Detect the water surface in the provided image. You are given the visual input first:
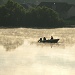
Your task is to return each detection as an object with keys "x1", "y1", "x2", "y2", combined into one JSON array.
[{"x1": 0, "y1": 28, "x2": 75, "y2": 75}]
